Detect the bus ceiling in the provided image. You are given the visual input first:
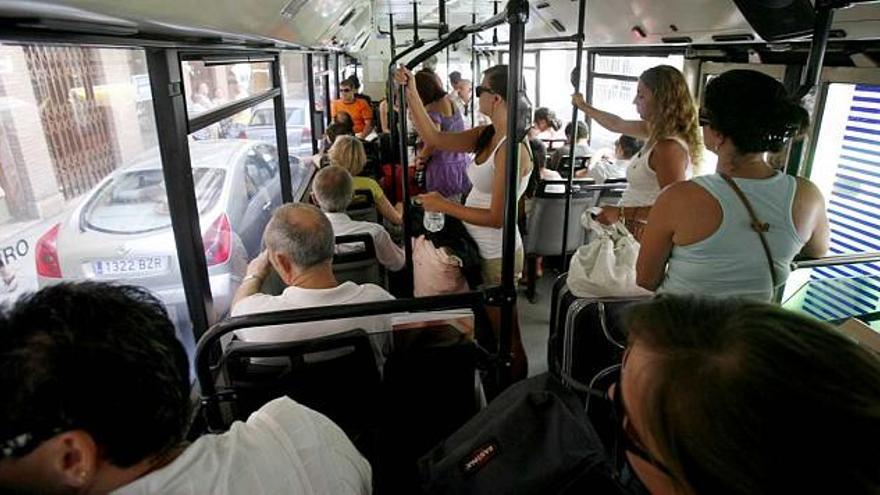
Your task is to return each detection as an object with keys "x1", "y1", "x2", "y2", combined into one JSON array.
[{"x1": 1, "y1": 0, "x2": 879, "y2": 53}]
